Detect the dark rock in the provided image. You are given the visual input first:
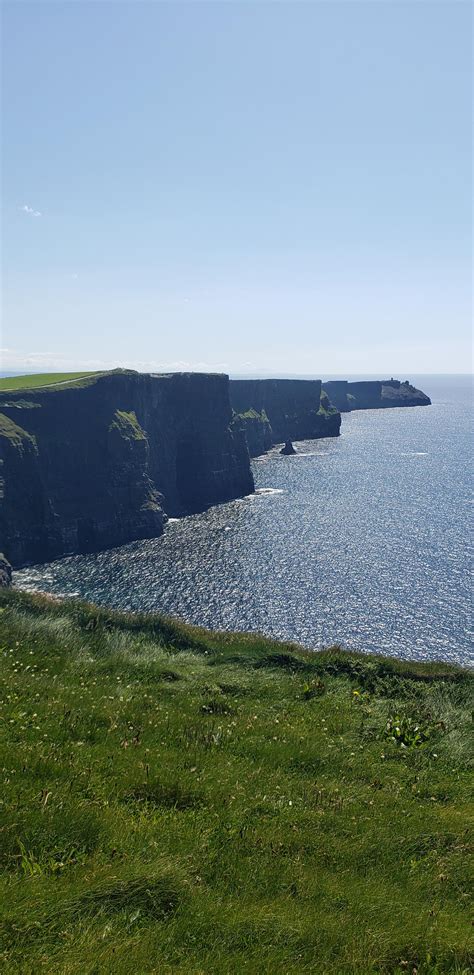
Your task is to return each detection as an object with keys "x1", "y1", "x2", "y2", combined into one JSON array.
[
  {"x1": 0, "y1": 553, "x2": 12, "y2": 587},
  {"x1": 233, "y1": 409, "x2": 274, "y2": 458},
  {"x1": 380, "y1": 380, "x2": 431, "y2": 408},
  {"x1": 280, "y1": 440, "x2": 297, "y2": 455},
  {"x1": 0, "y1": 371, "x2": 254, "y2": 568},
  {"x1": 320, "y1": 381, "x2": 352, "y2": 412}
]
